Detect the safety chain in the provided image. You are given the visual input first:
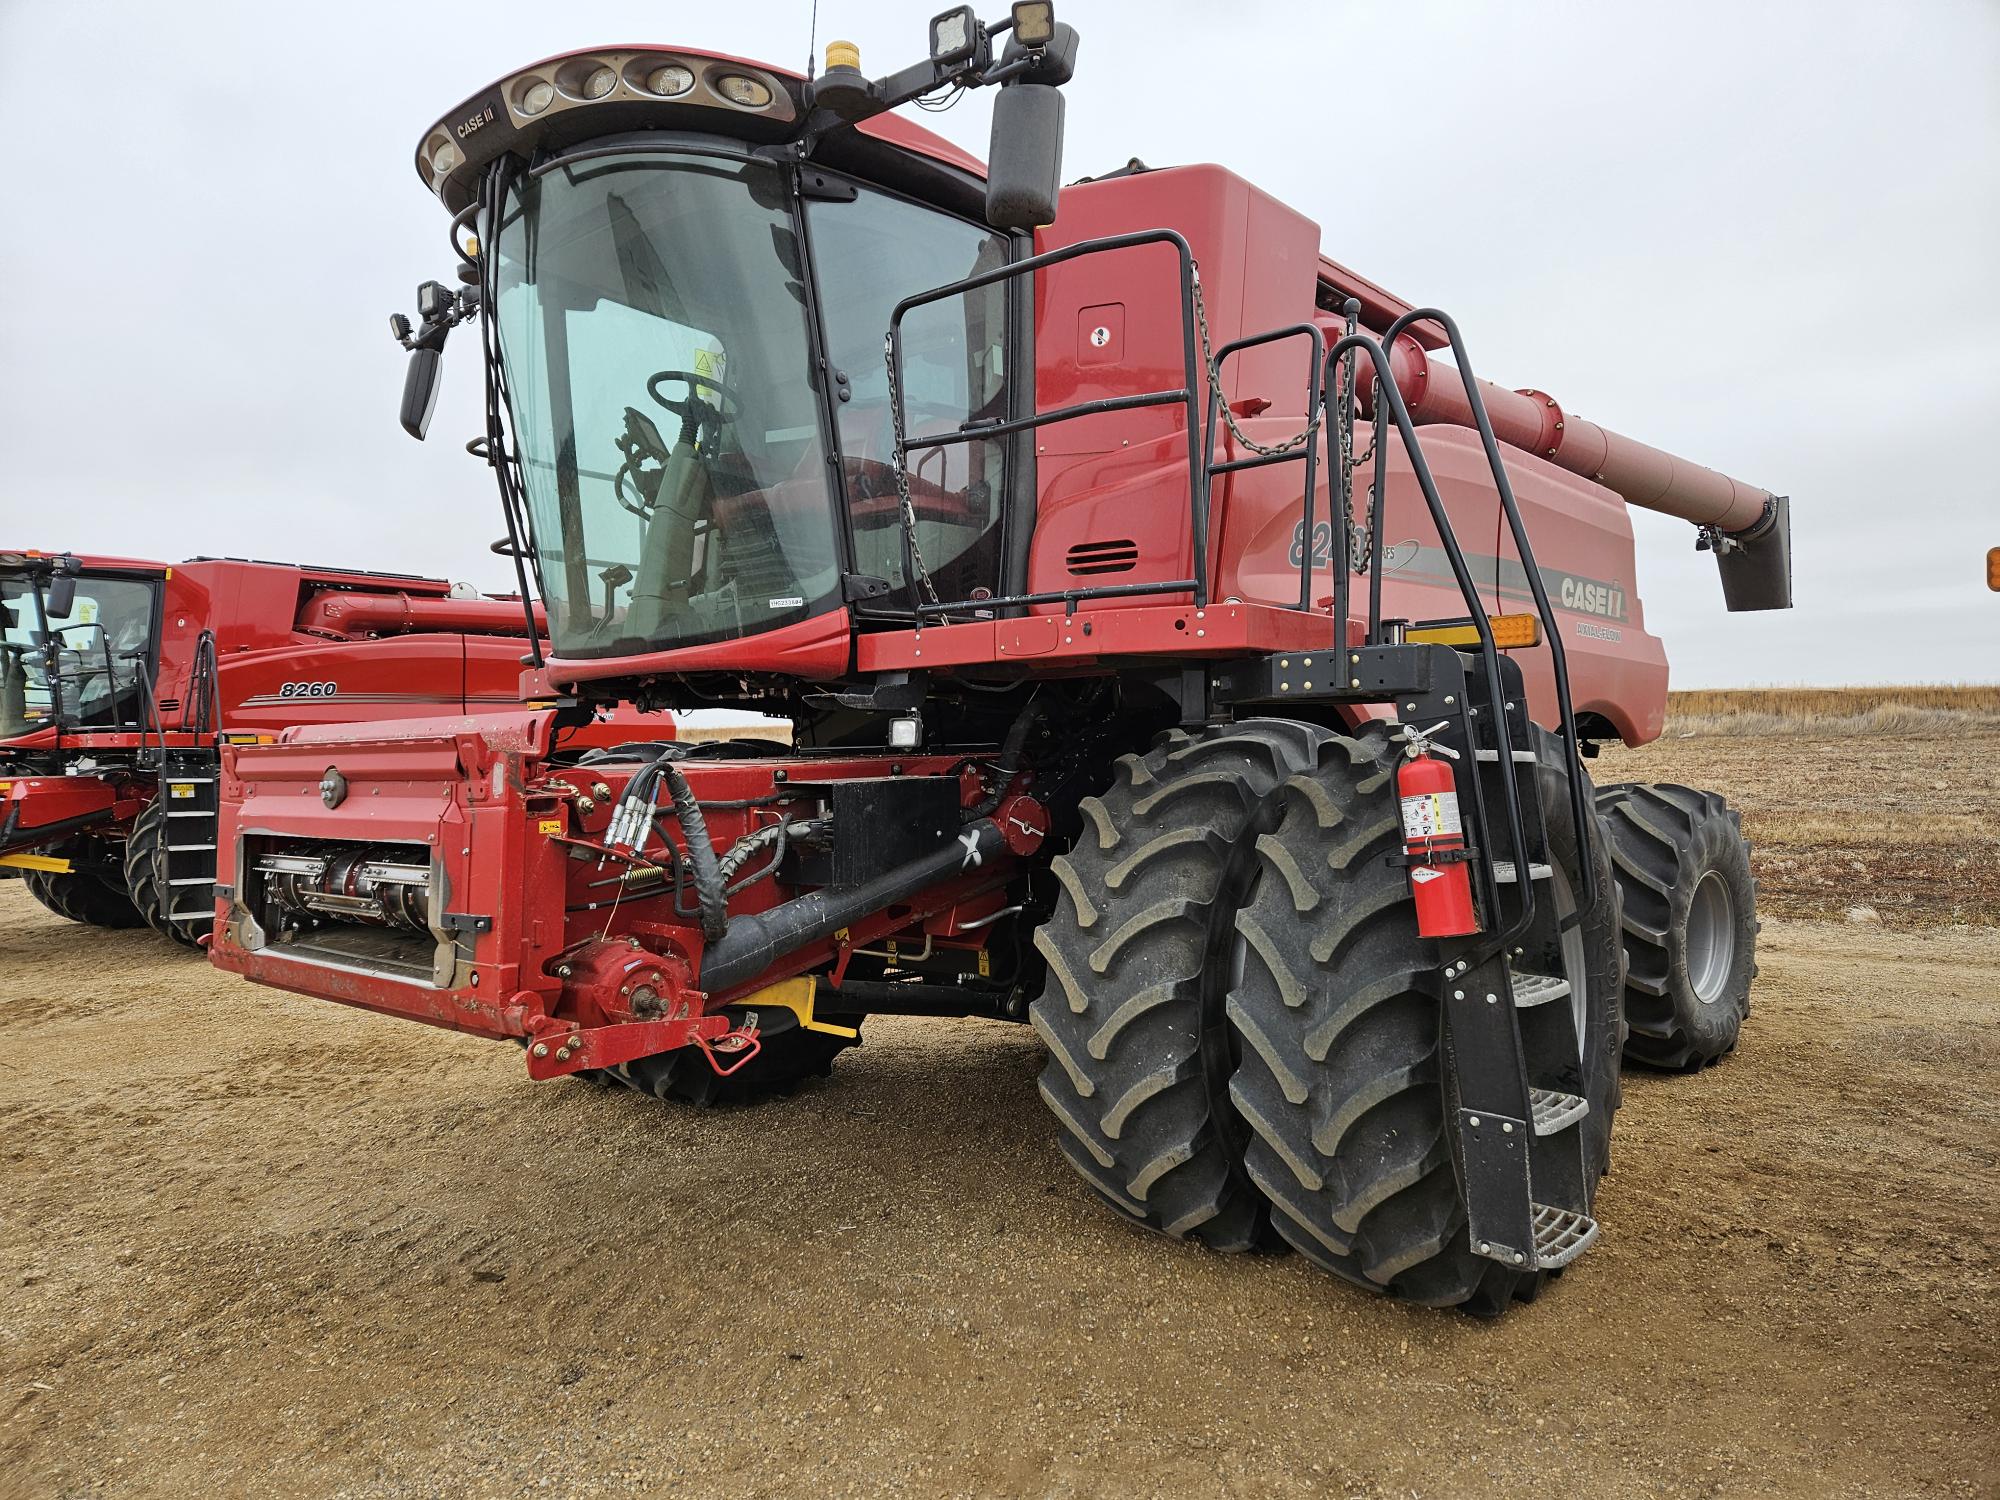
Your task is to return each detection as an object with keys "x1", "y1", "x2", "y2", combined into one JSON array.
[
  {"x1": 1330, "y1": 341, "x2": 1377, "y2": 574},
  {"x1": 884, "y1": 330, "x2": 943, "y2": 609},
  {"x1": 1190, "y1": 265, "x2": 1323, "y2": 459}
]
